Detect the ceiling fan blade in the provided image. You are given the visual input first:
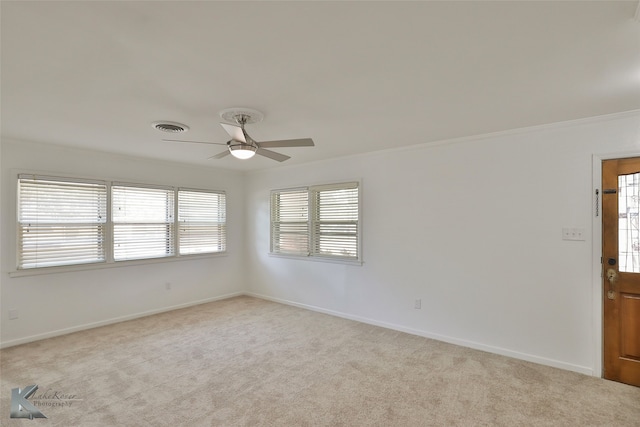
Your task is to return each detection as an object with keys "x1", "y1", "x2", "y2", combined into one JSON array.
[
  {"x1": 163, "y1": 139, "x2": 226, "y2": 146},
  {"x1": 256, "y1": 147, "x2": 290, "y2": 162},
  {"x1": 257, "y1": 138, "x2": 315, "y2": 148},
  {"x1": 209, "y1": 150, "x2": 231, "y2": 160},
  {"x1": 220, "y1": 123, "x2": 246, "y2": 143}
]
